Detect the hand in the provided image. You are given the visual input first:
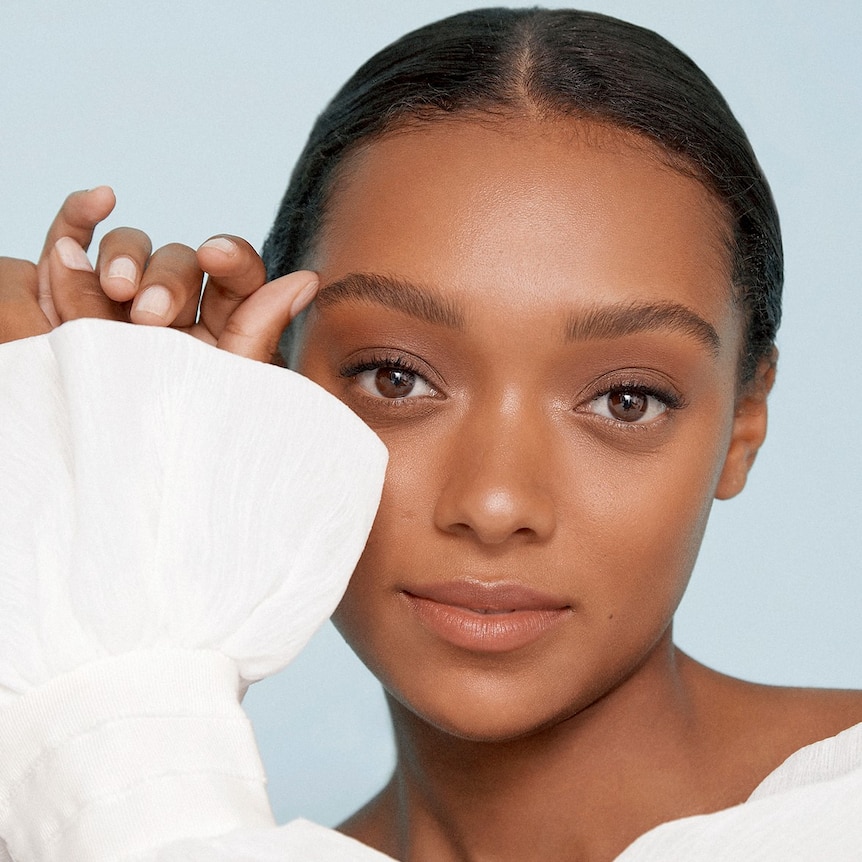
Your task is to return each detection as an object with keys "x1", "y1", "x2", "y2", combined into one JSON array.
[
  {"x1": 0, "y1": 256, "x2": 49, "y2": 342},
  {"x1": 1, "y1": 188, "x2": 319, "y2": 362}
]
